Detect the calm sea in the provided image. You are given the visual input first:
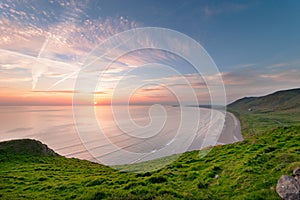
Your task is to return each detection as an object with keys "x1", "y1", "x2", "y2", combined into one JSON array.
[{"x1": 0, "y1": 105, "x2": 240, "y2": 165}]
